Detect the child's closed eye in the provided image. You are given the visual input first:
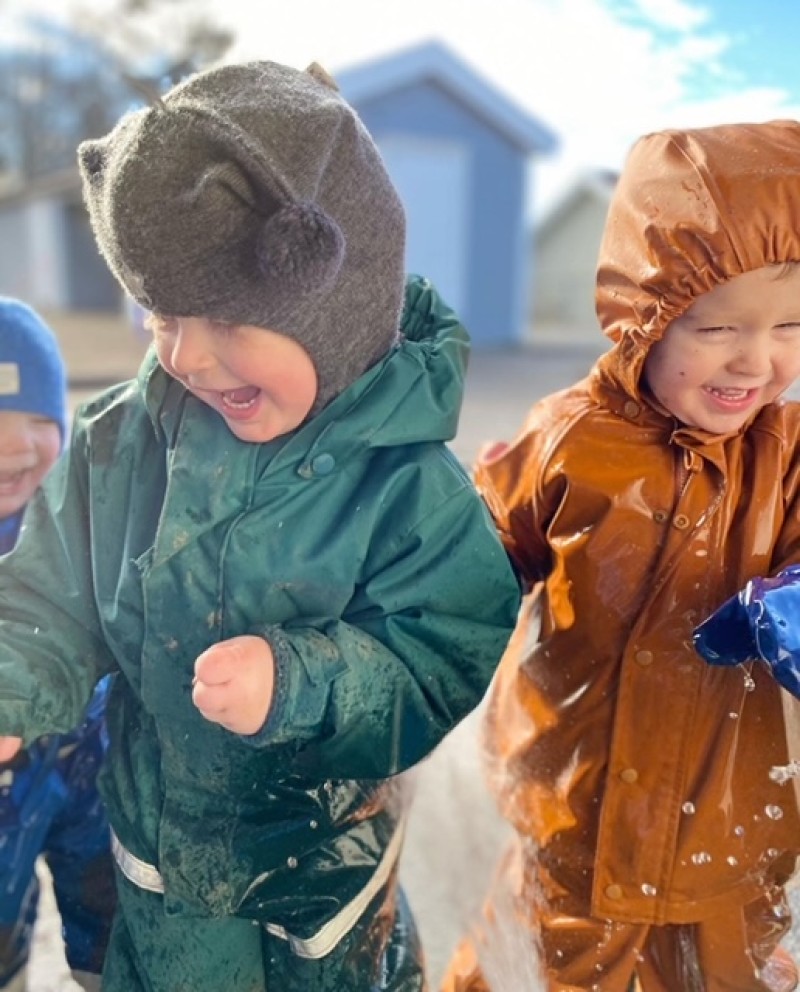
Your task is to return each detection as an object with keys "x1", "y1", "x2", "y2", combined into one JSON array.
[
  {"x1": 696, "y1": 325, "x2": 735, "y2": 335},
  {"x1": 209, "y1": 319, "x2": 238, "y2": 337}
]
